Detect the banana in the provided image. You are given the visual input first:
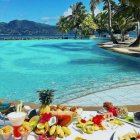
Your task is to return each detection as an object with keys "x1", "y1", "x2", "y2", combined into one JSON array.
[
  {"x1": 62, "y1": 127, "x2": 71, "y2": 136},
  {"x1": 45, "y1": 122, "x2": 50, "y2": 132},
  {"x1": 49, "y1": 125, "x2": 56, "y2": 135},
  {"x1": 59, "y1": 127, "x2": 65, "y2": 138},
  {"x1": 76, "y1": 123, "x2": 84, "y2": 128},
  {"x1": 92, "y1": 125, "x2": 100, "y2": 131},
  {"x1": 53, "y1": 130, "x2": 58, "y2": 138},
  {"x1": 82, "y1": 125, "x2": 87, "y2": 133},
  {"x1": 56, "y1": 125, "x2": 61, "y2": 135},
  {"x1": 86, "y1": 126, "x2": 93, "y2": 134},
  {"x1": 85, "y1": 121, "x2": 93, "y2": 125}
]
